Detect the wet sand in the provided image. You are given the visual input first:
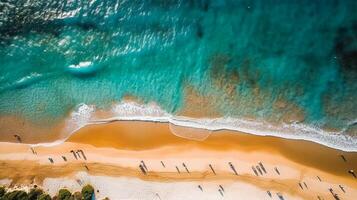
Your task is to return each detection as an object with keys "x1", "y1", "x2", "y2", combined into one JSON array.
[
  {"x1": 0, "y1": 115, "x2": 66, "y2": 143},
  {"x1": 68, "y1": 121, "x2": 357, "y2": 177},
  {"x1": 0, "y1": 121, "x2": 356, "y2": 199}
]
